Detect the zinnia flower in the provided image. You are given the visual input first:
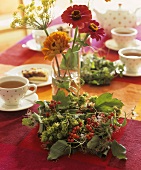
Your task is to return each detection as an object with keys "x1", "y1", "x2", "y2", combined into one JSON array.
[
  {"x1": 42, "y1": 31, "x2": 70, "y2": 61},
  {"x1": 61, "y1": 5, "x2": 92, "y2": 28},
  {"x1": 79, "y1": 20, "x2": 105, "y2": 41}
]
